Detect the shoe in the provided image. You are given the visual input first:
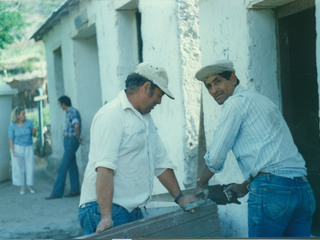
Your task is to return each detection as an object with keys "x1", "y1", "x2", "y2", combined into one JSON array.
[
  {"x1": 20, "y1": 190, "x2": 25, "y2": 195},
  {"x1": 45, "y1": 195, "x2": 61, "y2": 200},
  {"x1": 65, "y1": 192, "x2": 80, "y2": 197},
  {"x1": 28, "y1": 187, "x2": 36, "y2": 194}
]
